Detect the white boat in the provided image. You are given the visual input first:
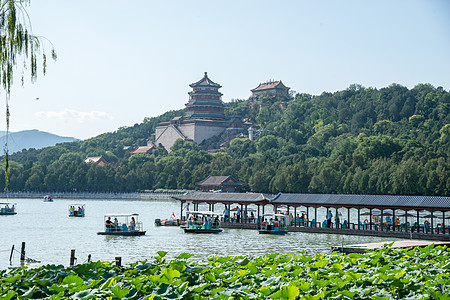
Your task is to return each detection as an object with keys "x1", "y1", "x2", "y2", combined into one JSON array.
[
  {"x1": 97, "y1": 213, "x2": 146, "y2": 236},
  {"x1": 259, "y1": 213, "x2": 288, "y2": 235},
  {"x1": 0, "y1": 202, "x2": 16, "y2": 215},
  {"x1": 155, "y1": 212, "x2": 182, "y2": 226},
  {"x1": 184, "y1": 211, "x2": 223, "y2": 234},
  {"x1": 43, "y1": 195, "x2": 53, "y2": 202},
  {"x1": 69, "y1": 204, "x2": 85, "y2": 217}
]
